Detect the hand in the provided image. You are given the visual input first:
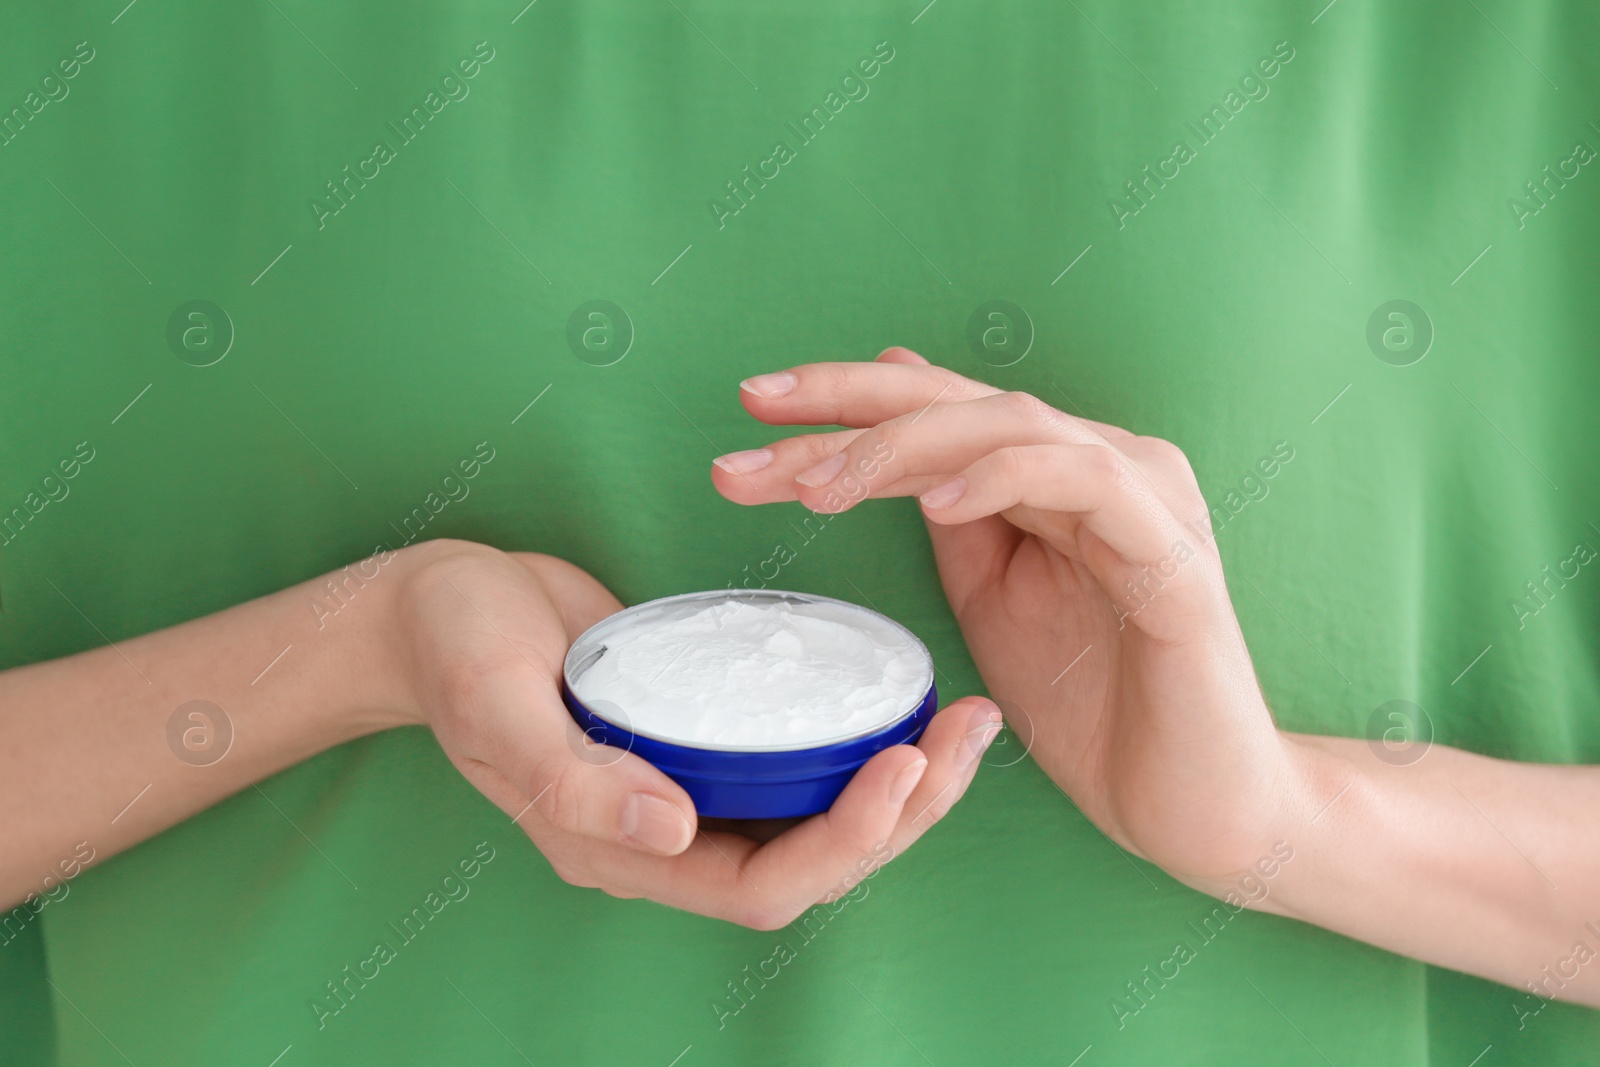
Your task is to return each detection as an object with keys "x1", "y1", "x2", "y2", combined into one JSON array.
[
  {"x1": 392, "y1": 539, "x2": 1001, "y2": 929},
  {"x1": 712, "y1": 353, "x2": 1303, "y2": 890}
]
